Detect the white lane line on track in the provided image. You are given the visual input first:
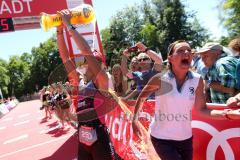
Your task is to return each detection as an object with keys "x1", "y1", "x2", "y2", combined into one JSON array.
[
  {"x1": 0, "y1": 126, "x2": 6, "y2": 130},
  {"x1": 1, "y1": 117, "x2": 13, "y2": 122},
  {"x1": 18, "y1": 113, "x2": 30, "y2": 118},
  {"x1": 39, "y1": 125, "x2": 61, "y2": 134},
  {"x1": 13, "y1": 120, "x2": 30, "y2": 126},
  {"x1": 0, "y1": 135, "x2": 71, "y2": 159},
  {"x1": 3, "y1": 134, "x2": 28, "y2": 144}
]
